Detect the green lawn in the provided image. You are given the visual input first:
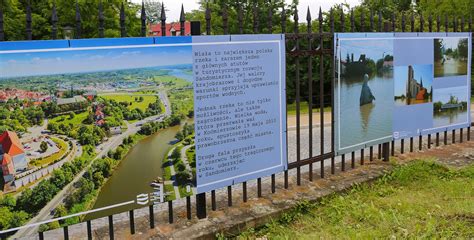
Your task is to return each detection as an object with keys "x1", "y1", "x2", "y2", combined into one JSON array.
[
  {"x1": 287, "y1": 101, "x2": 332, "y2": 116},
  {"x1": 100, "y1": 94, "x2": 157, "y2": 111},
  {"x1": 50, "y1": 111, "x2": 89, "y2": 125},
  {"x1": 237, "y1": 160, "x2": 474, "y2": 239}
]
